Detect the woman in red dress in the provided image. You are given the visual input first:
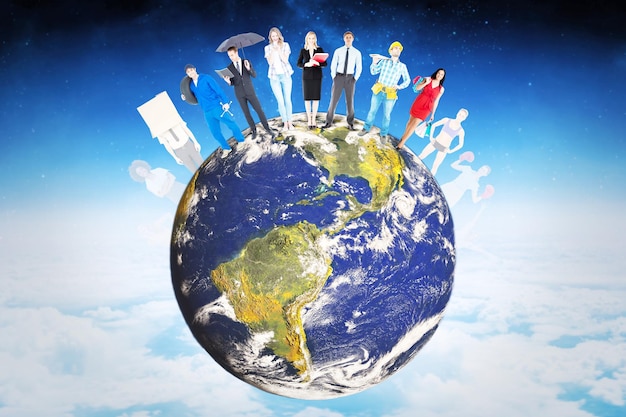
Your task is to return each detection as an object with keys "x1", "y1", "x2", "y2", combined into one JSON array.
[{"x1": 396, "y1": 68, "x2": 446, "y2": 149}]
